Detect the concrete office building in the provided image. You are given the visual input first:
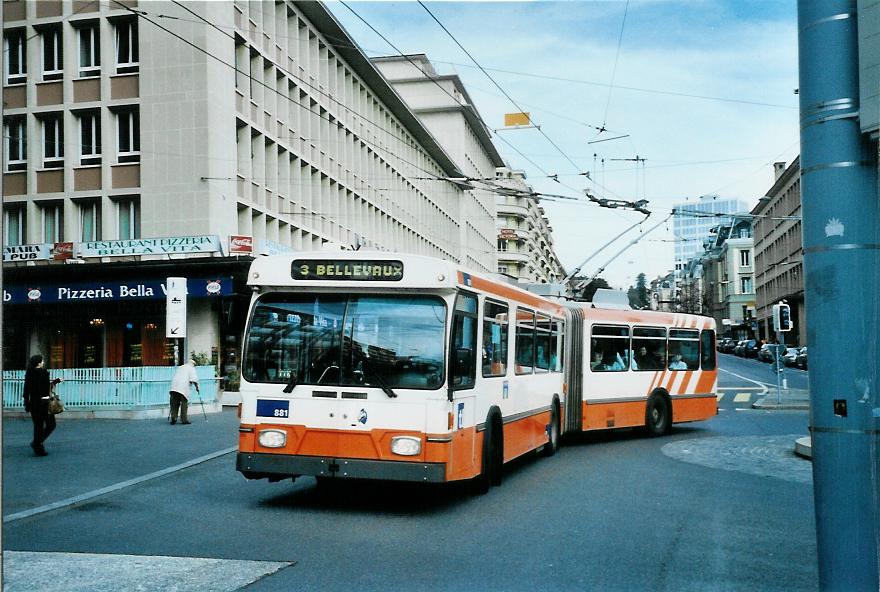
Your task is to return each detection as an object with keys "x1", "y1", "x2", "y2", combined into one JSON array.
[
  {"x1": 2, "y1": 0, "x2": 488, "y2": 374},
  {"x1": 752, "y1": 159, "x2": 805, "y2": 346},
  {"x1": 371, "y1": 54, "x2": 499, "y2": 273}
]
